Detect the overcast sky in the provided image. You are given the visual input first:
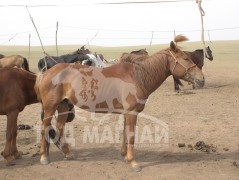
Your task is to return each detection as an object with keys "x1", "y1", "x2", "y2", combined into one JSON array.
[{"x1": 0, "y1": 0, "x2": 238, "y2": 46}]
